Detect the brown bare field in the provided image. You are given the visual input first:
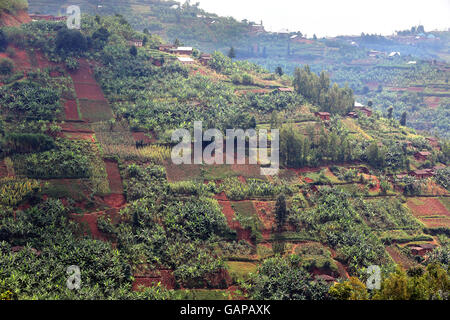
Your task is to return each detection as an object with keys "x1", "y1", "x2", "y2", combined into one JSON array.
[
  {"x1": 386, "y1": 245, "x2": 418, "y2": 269},
  {"x1": 64, "y1": 100, "x2": 79, "y2": 121},
  {"x1": 253, "y1": 201, "x2": 275, "y2": 240},
  {"x1": 104, "y1": 159, "x2": 123, "y2": 194},
  {"x1": 406, "y1": 197, "x2": 449, "y2": 217}
]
